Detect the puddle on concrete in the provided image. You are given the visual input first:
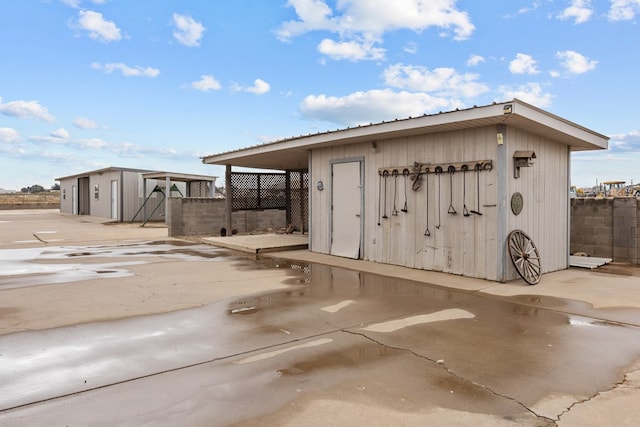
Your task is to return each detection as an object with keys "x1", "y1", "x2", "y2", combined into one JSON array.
[
  {"x1": 3, "y1": 252, "x2": 640, "y2": 424},
  {"x1": 0, "y1": 242, "x2": 247, "y2": 291}
]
